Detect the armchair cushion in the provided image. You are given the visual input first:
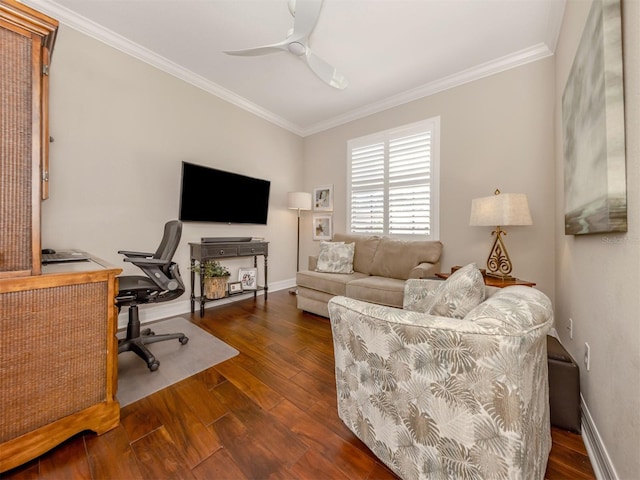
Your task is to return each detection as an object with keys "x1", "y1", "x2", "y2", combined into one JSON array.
[
  {"x1": 316, "y1": 241, "x2": 355, "y2": 274},
  {"x1": 406, "y1": 262, "x2": 485, "y2": 318}
]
